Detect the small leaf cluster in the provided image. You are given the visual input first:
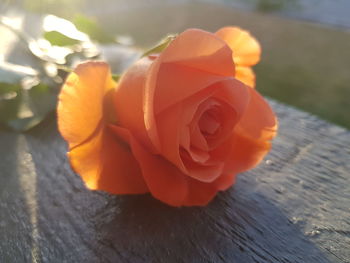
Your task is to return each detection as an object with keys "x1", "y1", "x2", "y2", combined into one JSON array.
[{"x1": 0, "y1": 14, "x2": 116, "y2": 131}]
